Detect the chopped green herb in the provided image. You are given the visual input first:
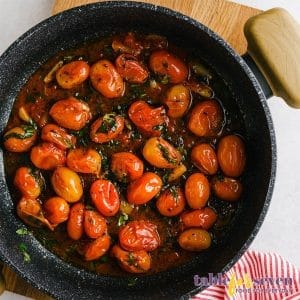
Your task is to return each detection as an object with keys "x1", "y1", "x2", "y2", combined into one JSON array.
[
  {"x1": 97, "y1": 113, "x2": 117, "y2": 133},
  {"x1": 16, "y1": 228, "x2": 29, "y2": 235},
  {"x1": 127, "y1": 252, "x2": 136, "y2": 266},
  {"x1": 85, "y1": 204, "x2": 95, "y2": 211},
  {"x1": 99, "y1": 254, "x2": 109, "y2": 264},
  {"x1": 158, "y1": 143, "x2": 177, "y2": 165},
  {"x1": 4, "y1": 124, "x2": 36, "y2": 141},
  {"x1": 127, "y1": 277, "x2": 138, "y2": 287},
  {"x1": 130, "y1": 130, "x2": 142, "y2": 141},
  {"x1": 117, "y1": 213, "x2": 129, "y2": 226},
  {"x1": 160, "y1": 75, "x2": 169, "y2": 85},
  {"x1": 129, "y1": 84, "x2": 146, "y2": 99},
  {"x1": 70, "y1": 126, "x2": 89, "y2": 146},
  {"x1": 18, "y1": 243, "x2": 31, "y2": 263},
  {"x1": 169, "y1": 186, "x2": 179, "y2": 203}
]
